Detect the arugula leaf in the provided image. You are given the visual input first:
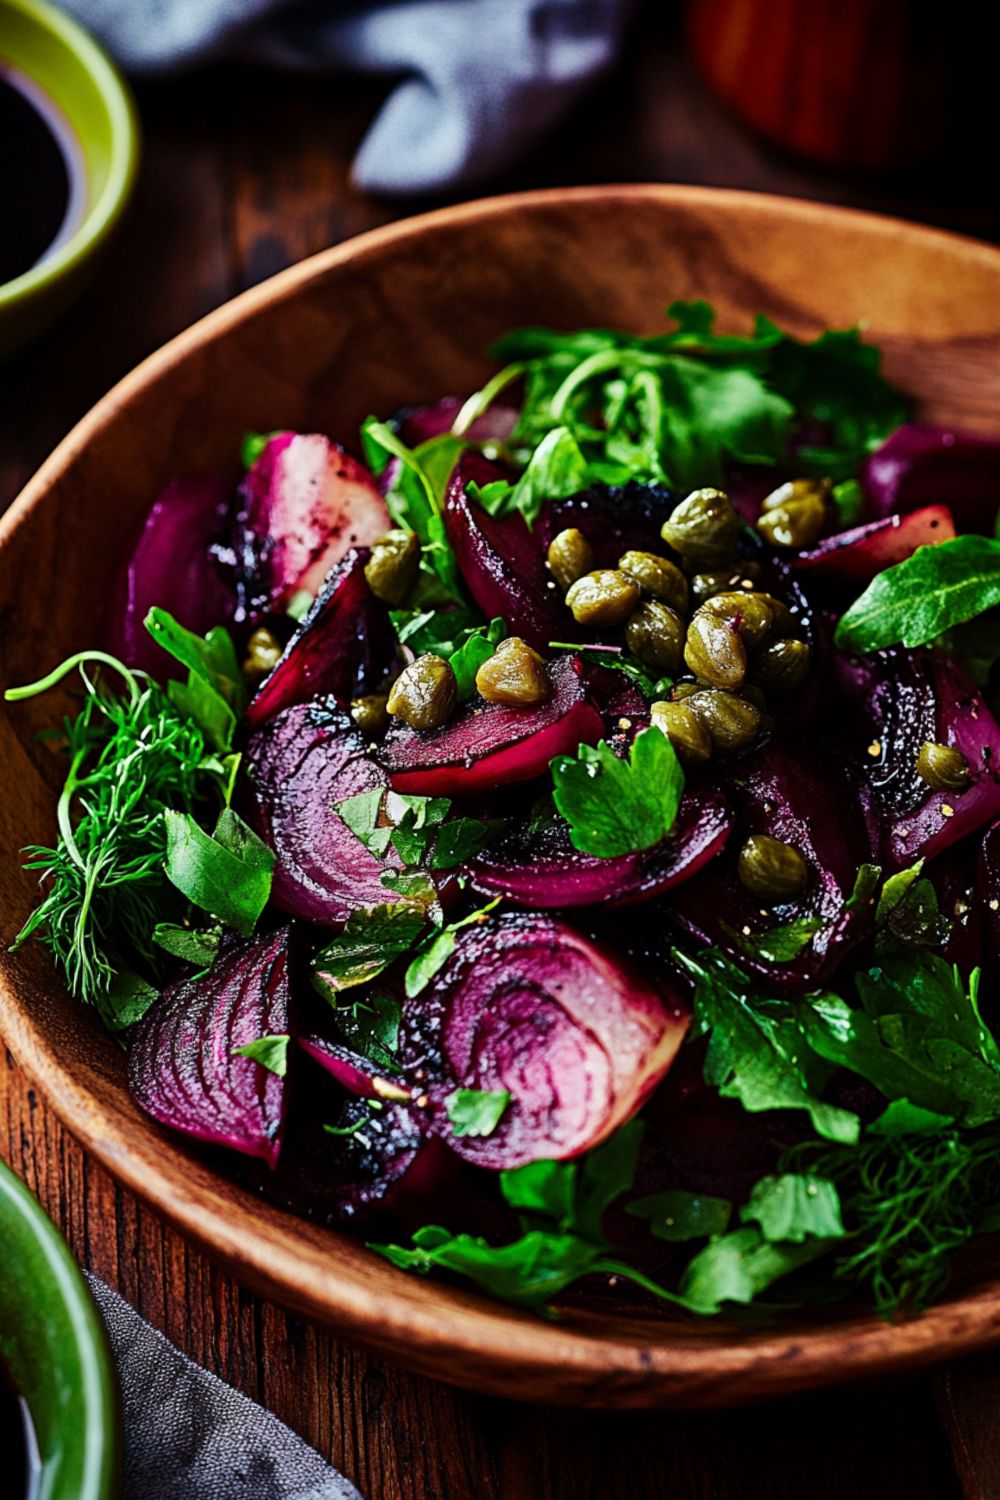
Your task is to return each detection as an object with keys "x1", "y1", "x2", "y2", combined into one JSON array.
[
  {"x1": 361, "y1": 418, "x2": 465, "y2": 598},
  {"x1": 163, "y1": 808, "x2": 274, "y2": 935},
  {"x1": 448, "y1": 617, "x2": 506, "y2": 700},
  {"x1": 678, "y1": 1225, "x2": 834, "y2": 1314},
  {"x1": 446, "y1": 1088, "x2": 511, "y2": 1138},
  {"x1": 551, "y1": 727, "x2": 684, "y2": 858},
  {"x1": 152, "y1": 922, "x2": 221, "y2": 967},
  {"x1": 627, "y1": 1190, "x2": 732, "y2": 1242},
  {"x1": 741, "y1": 1173, "x2": 844, "y2": 1243},
  {"x1": 389, "y1": 601, "x2": 485, "y2": 662},
  {"x1": 835, "y1": 536, "x2": 1000, "y2": 651},
  {"x1": 145, "y1": 609, "x2": 246, "y2": 751},
  {"x1": 500, "y1": 1159, "x2": 579, "y2": 1228},
  {"x1": 469, "y1": 427, "x2": 590, "y2": 526},
  {"x1": 232, "y1": 1034, "x2": 290, "y2": 1077},
  {"x1": 311, "y1": 902, "x2": 429, "y2": 996}
]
